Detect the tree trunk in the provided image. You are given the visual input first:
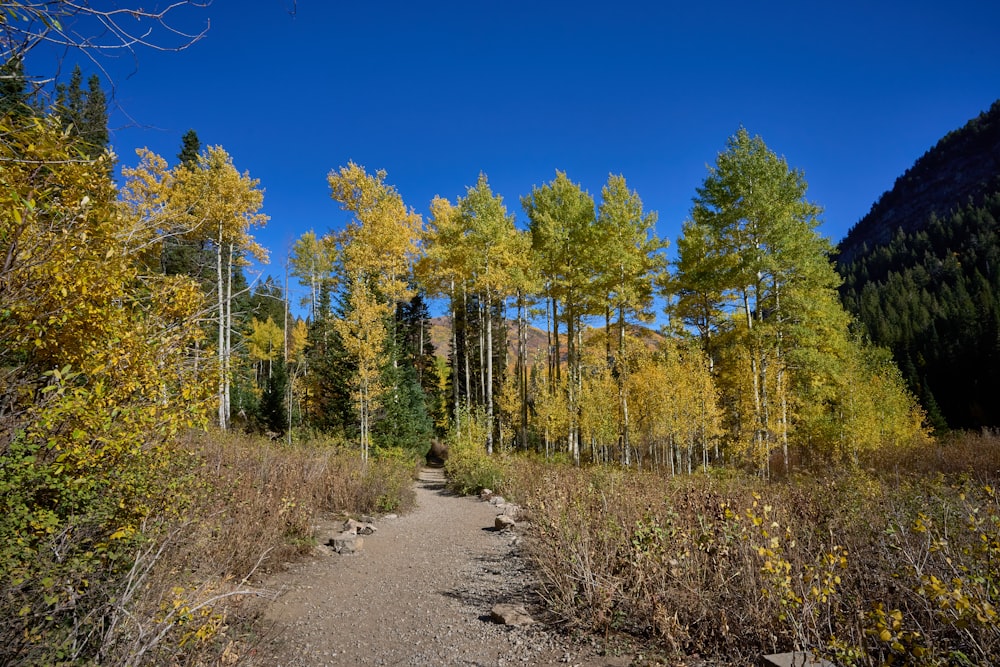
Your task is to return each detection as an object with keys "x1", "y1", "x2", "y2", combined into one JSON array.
[
  {"x1": 485, "y1": 287, "x2": 494, "y2": 455},
  {"x1": 225, "y1": 243, "x2": 234, "y2": 428},
  {"x1": 619, "y1": 305, "x2": 631, "y2": 467},
  {"x1": 517, "y1": 289, "x2": 528, "y2": 450},
  {"x1": 216, "y1": 227, "x2": 227, "y2": 431},
  {"x1": 462, "y1": 285, "x2": 471, "y2": 415}
]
